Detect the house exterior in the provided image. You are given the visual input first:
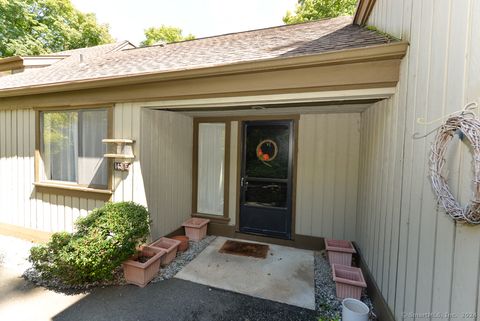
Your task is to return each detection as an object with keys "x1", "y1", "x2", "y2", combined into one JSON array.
[
  {"x1": 356, "y1": 0, "x2": 480, "y2": 320},
  {"x1": 0, "y1": 0, "x2": 478, "y2": 320}
]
